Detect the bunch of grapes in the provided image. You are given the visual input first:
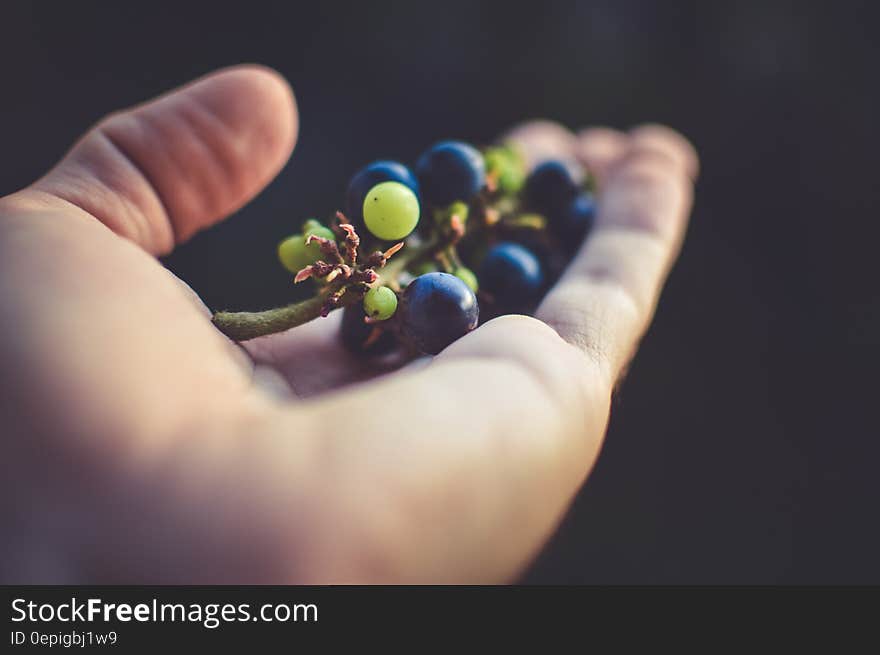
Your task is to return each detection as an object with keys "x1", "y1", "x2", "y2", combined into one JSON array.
[{"x1": 212, "y1": 137, "x2": 596, "y2": 356}]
